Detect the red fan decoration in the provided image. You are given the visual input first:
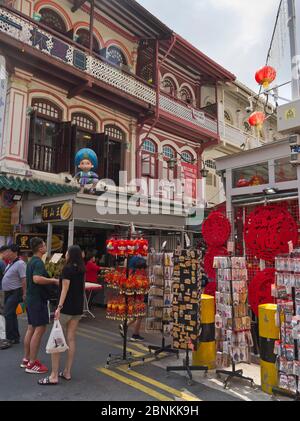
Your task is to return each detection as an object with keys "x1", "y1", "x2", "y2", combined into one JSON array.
[
  {"x1": 244, "y1": 205, "x2": 298, "y2": 261},
  {"x1": 204, "y1": 247, "x2": 229, "y2": 280},
  {"x1": 255, "y1": 65, "x2": 277, "y2": 89},
  {"x1": 248, "y1": 268, "x2": 276, "y2": 317},
  {"x1": 204, "y1": 281, "x2": 217, "y2": 298},
  {"x1": 202, "y1": 212, "x2": 231, "y2": 248}
]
